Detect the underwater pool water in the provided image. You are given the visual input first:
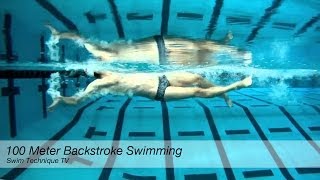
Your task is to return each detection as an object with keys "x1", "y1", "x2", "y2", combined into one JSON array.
[{"x1": 0, "y1": 0, "x2": 320, "y2": 179}]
